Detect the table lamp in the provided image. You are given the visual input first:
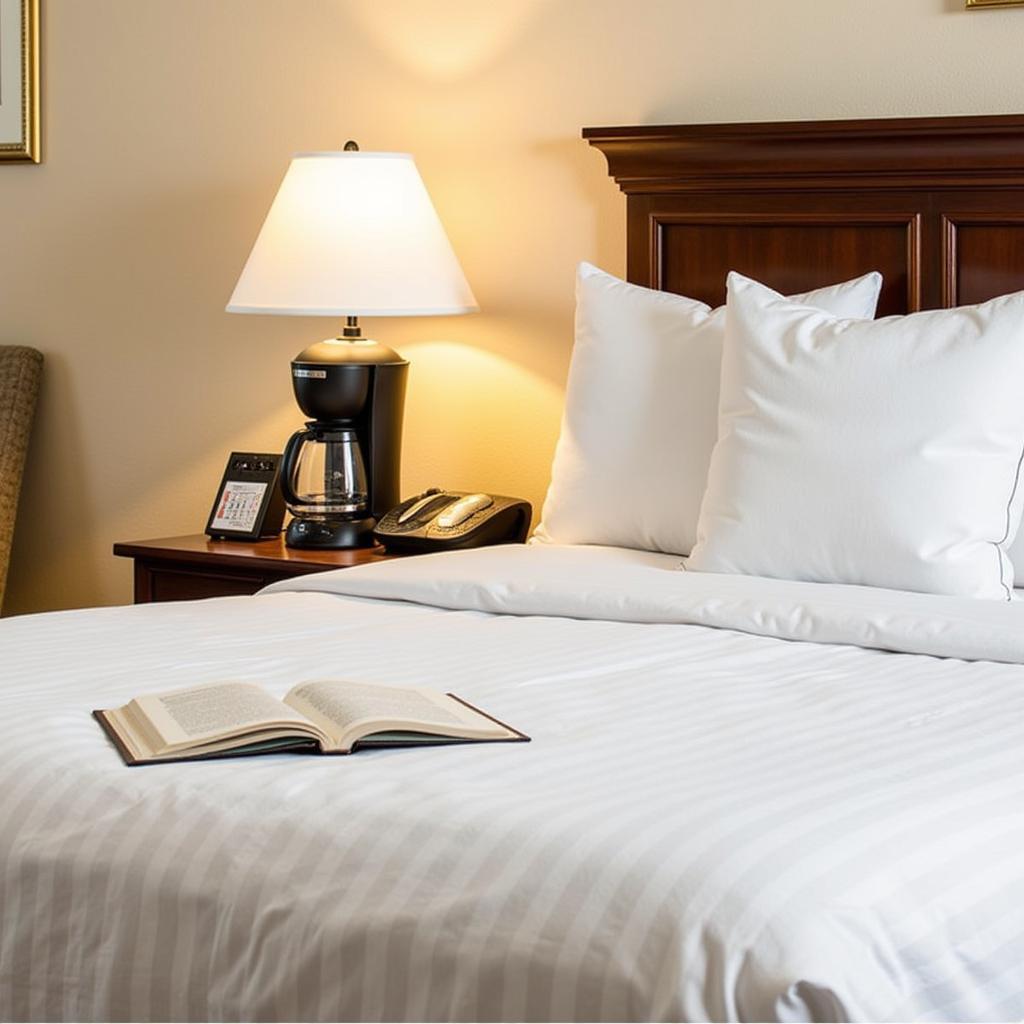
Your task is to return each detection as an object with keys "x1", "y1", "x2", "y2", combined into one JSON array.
[{"x1": 226, "y1": 142, "x2": 477, "y2": 549}]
